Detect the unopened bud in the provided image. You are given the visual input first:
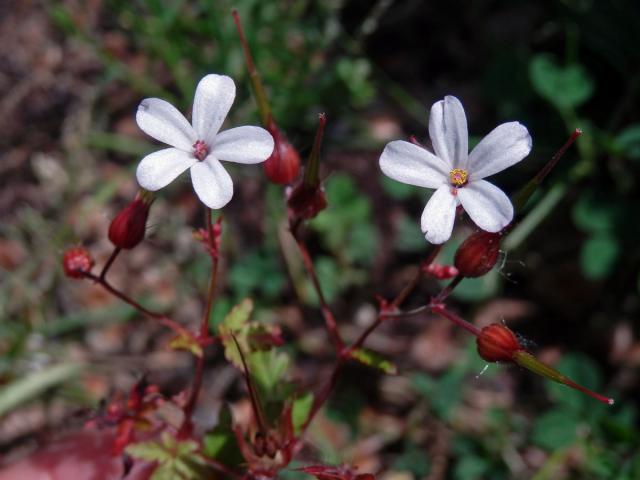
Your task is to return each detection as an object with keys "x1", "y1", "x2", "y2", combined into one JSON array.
[
  {"x1": 62, "y1": 247, "x2": 94, "y2": 279},
  {"x1": 476, "y1": 323, "x2": 522, "y2": 362},
  {"x1": 108, "y1": 191, "x2": 153, "y2": 249},
  {"x1": 454, "y1": 231, "x2": 501, "y2": 278},
  {"x1": 264, "y1": 121, "x2": 300, "y2": 184},
  {"x1": 287, "y1": 183, "x2": 327, "y2": 220}
]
